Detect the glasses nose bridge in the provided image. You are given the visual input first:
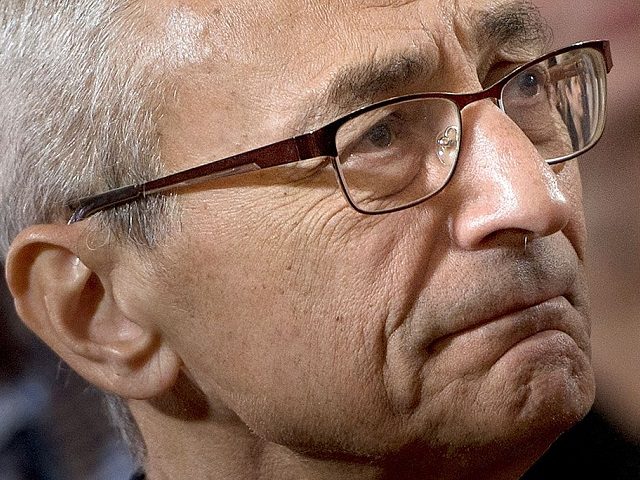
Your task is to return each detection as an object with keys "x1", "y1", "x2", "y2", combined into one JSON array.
[{"x1": 454, "y1": 82, "x2": 504, "y2": 114}]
